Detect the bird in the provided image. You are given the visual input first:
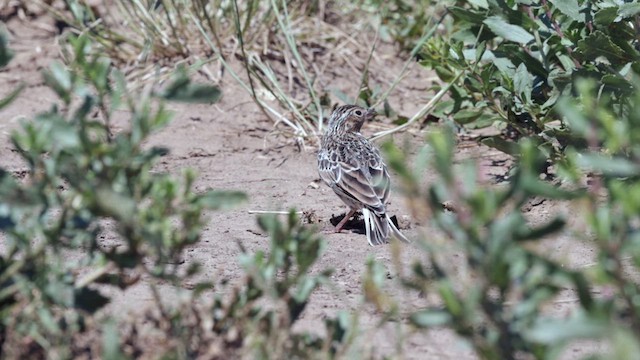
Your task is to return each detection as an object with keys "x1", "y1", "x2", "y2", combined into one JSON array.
[{"x1": 317, "y1": 104, "x2": 409, "y2": 246}]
